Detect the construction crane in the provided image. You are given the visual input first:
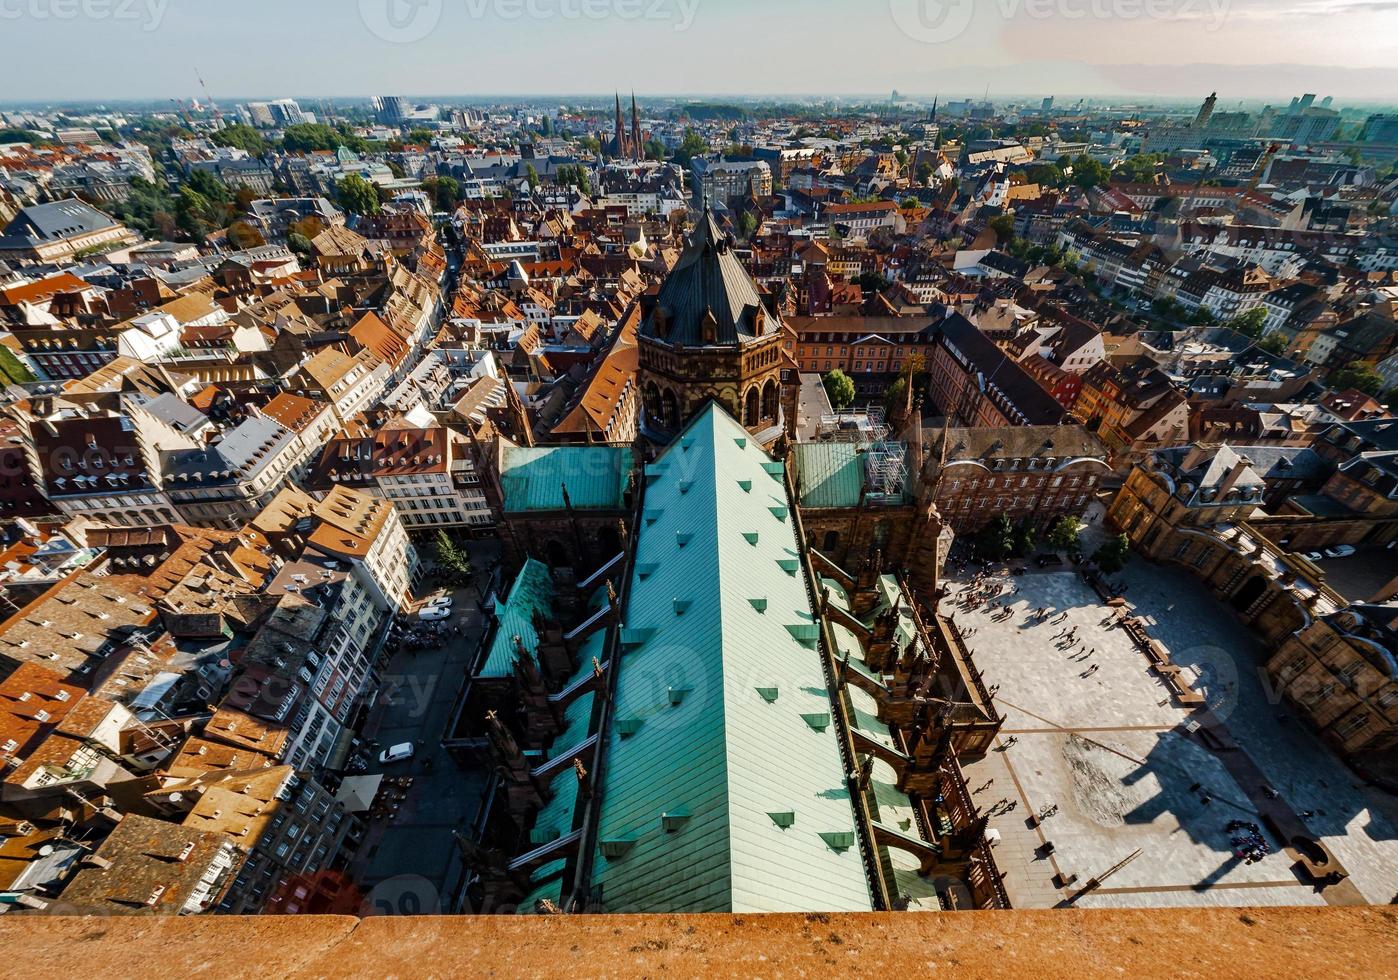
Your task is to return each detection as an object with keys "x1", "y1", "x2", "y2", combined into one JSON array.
[
  {"x1": 195, "y1": 67, "x2": 223, "y2": 127},
  {"x1": 1249, "y1": 142, "x2": 1282, "y2": 192}
]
